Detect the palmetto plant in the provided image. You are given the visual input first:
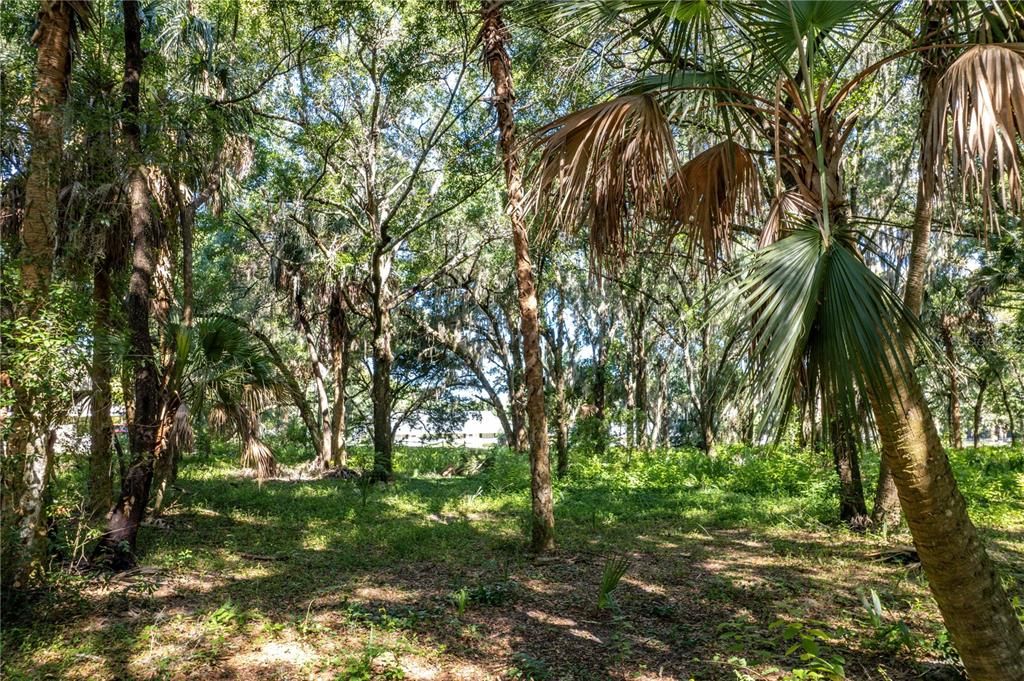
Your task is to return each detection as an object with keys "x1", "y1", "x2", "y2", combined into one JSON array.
[
  {"x1": 527, "y1": 1, "x2": 1024, "y2": 676},
  {"x1": 162, "y1": 315, "x2": 287, "y2": 482},
  {"x1": 597, "y1": 554, "x2": 631, "y2": 611}
]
